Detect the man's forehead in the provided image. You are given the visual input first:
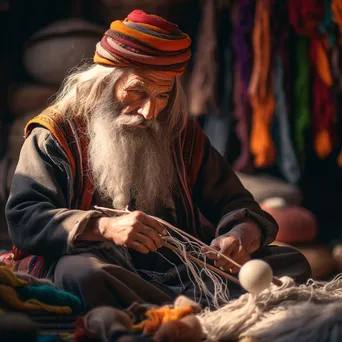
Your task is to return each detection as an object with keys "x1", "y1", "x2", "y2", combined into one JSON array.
[{"x1": 122, "y1": 70, "x2": 175, "y2": 89}]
